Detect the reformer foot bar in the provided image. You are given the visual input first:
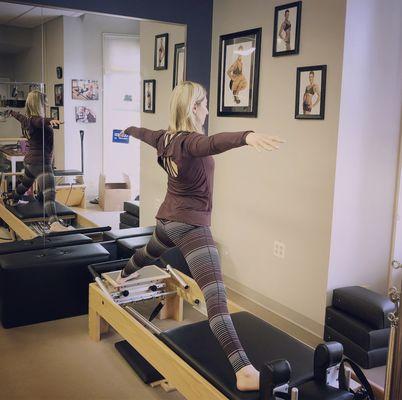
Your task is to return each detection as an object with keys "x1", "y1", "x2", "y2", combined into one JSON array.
[{"x1": 88, "y1": 260, "x2": 371, "y2": 400}]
